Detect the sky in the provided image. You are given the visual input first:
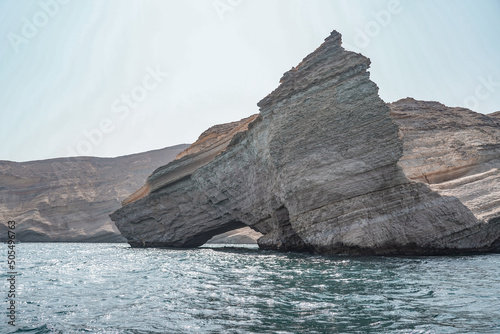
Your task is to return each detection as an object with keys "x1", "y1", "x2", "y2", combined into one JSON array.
[{"x1": 0, "y1": 0, "x2": 499, "y2": 162}]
